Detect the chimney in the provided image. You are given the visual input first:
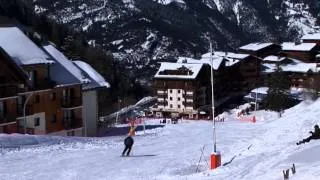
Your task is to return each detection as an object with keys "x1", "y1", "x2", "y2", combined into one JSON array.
[{"x1": 294, "y1": 40, "x2": 301, "y2": 45}]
